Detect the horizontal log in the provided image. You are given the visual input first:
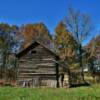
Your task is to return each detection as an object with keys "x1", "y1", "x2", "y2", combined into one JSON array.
[{"x1": 17, "y1": 74, "x2": 56, "y2": 80}]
